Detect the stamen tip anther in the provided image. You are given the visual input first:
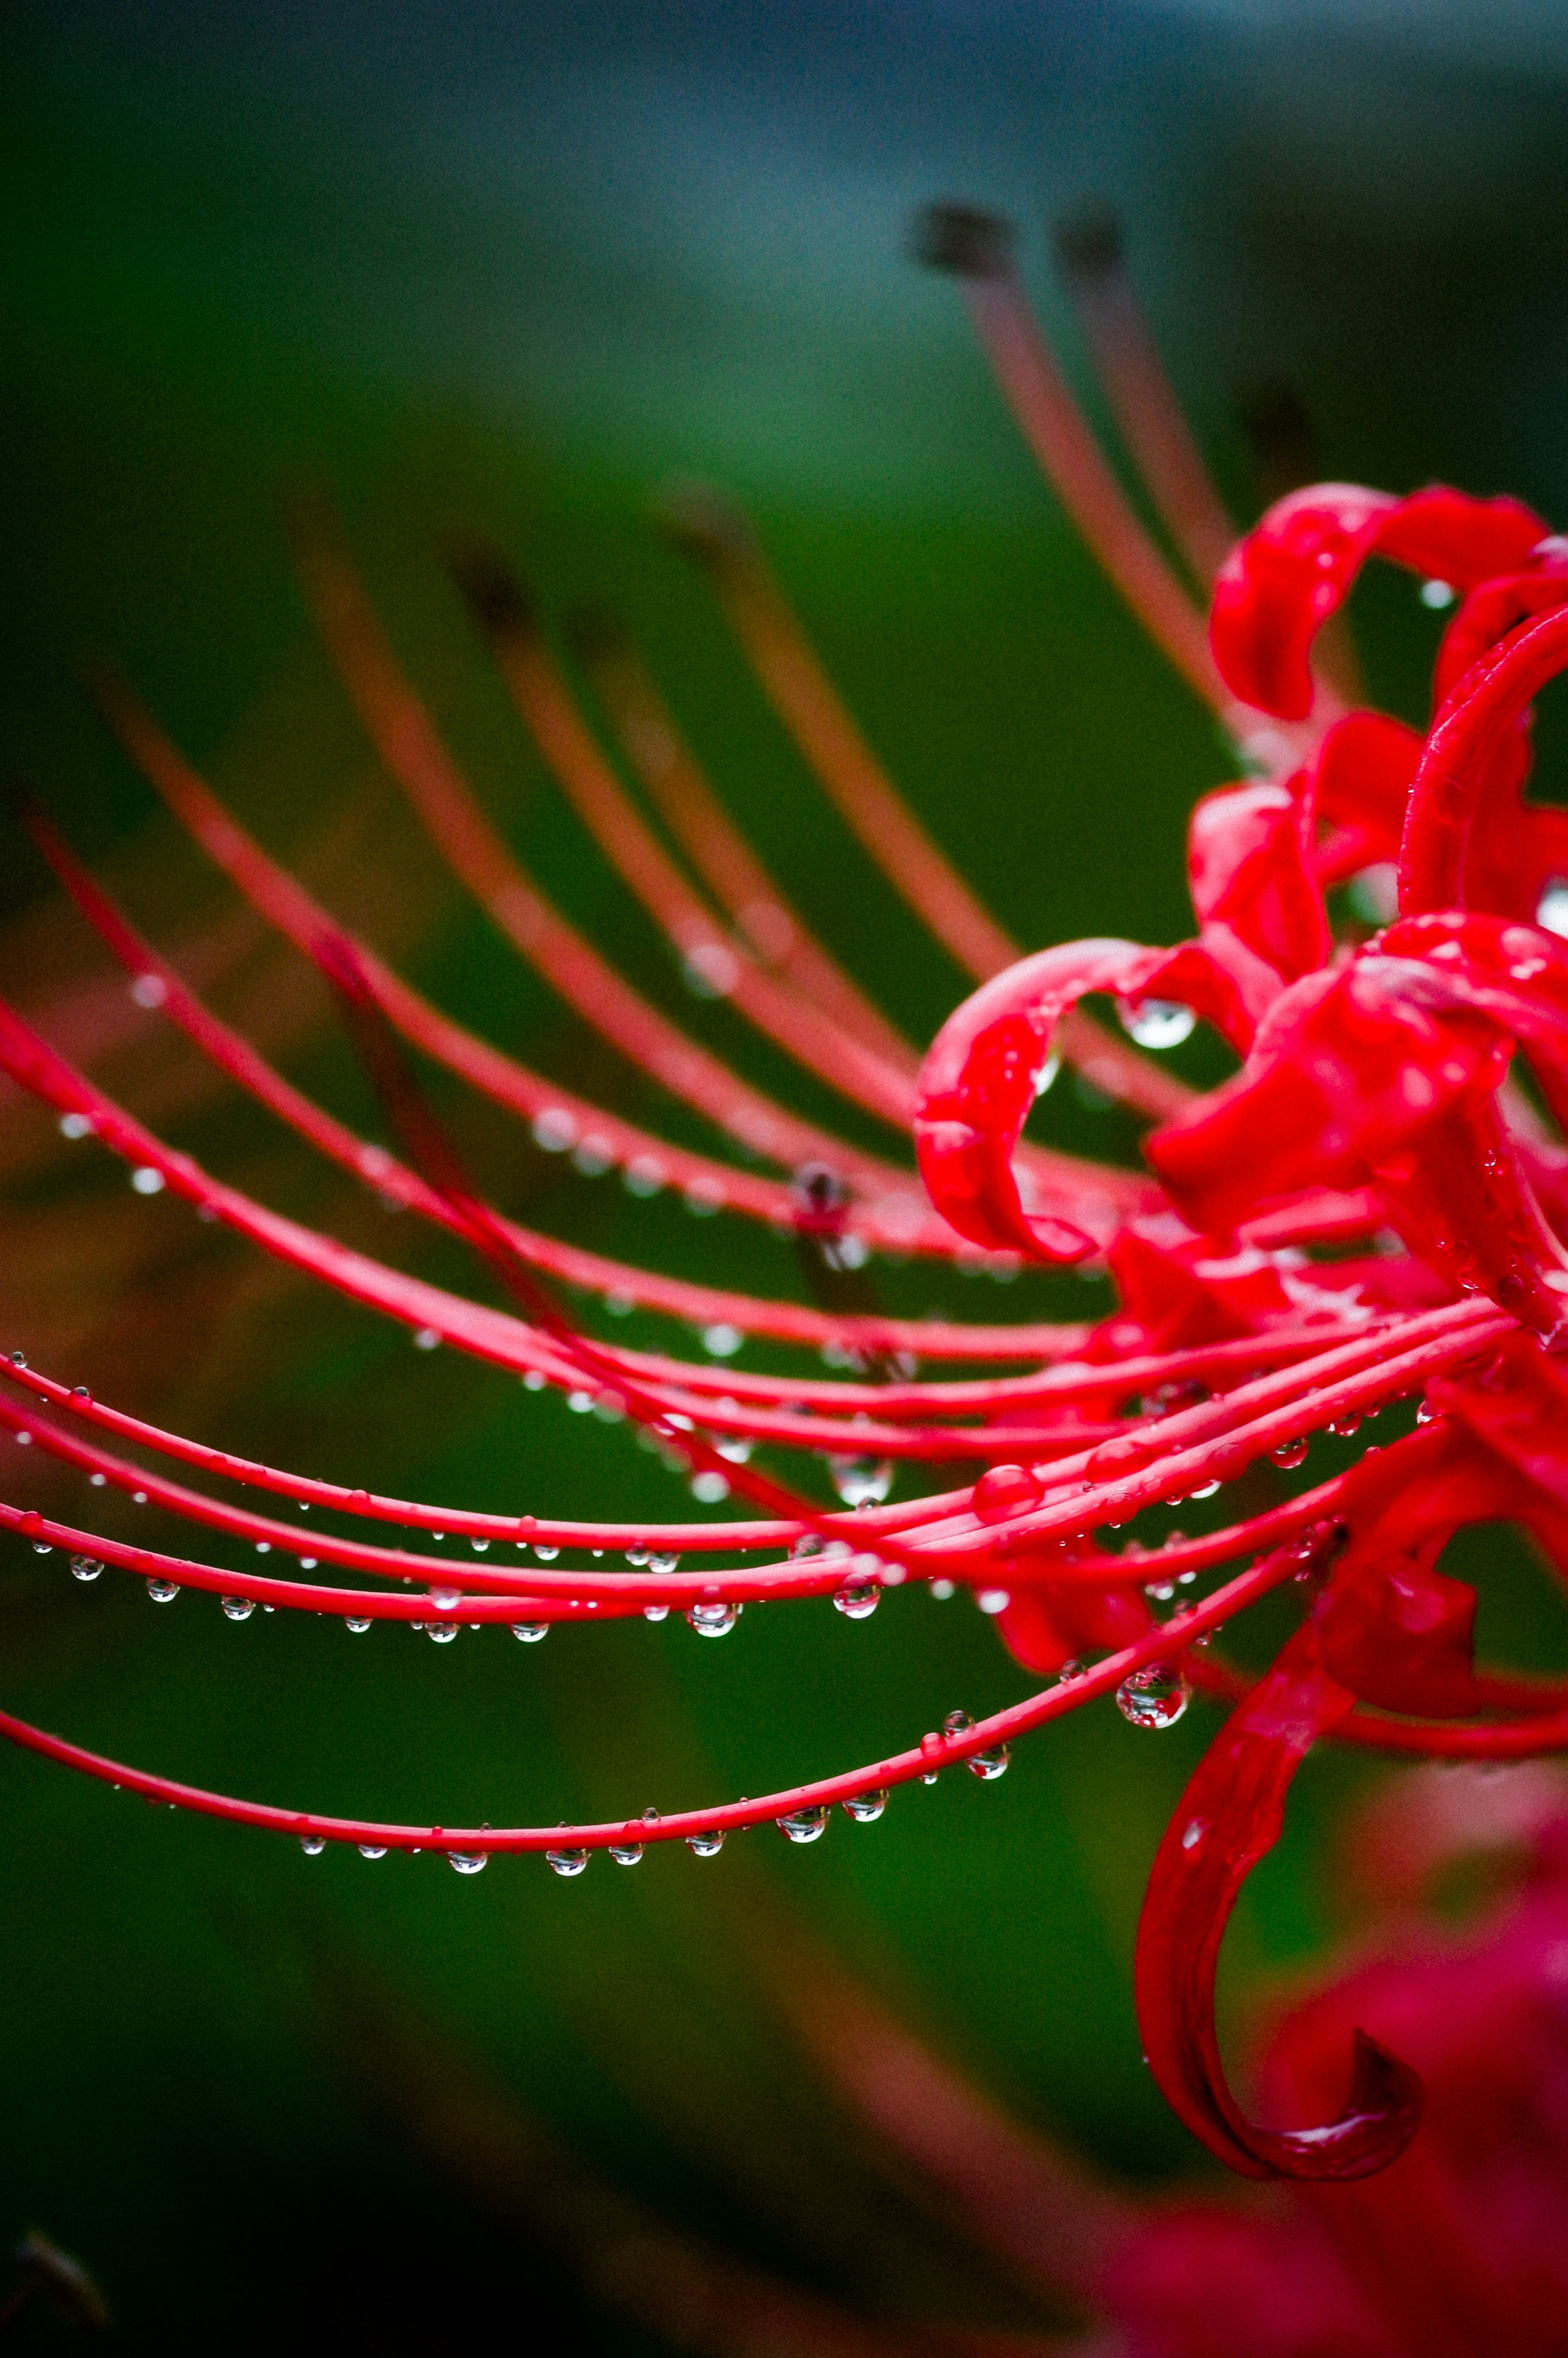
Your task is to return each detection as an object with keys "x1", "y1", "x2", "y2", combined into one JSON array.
[
  {"x1": 446, "y1": 539, "x2": 536, "y2": 640},
  {"x1": 912, "y1": 203, "x2": 1015, "y2": 281},
  {"x1": 1051, "y1": 203, "x2": 1123, "y2": 281}
]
